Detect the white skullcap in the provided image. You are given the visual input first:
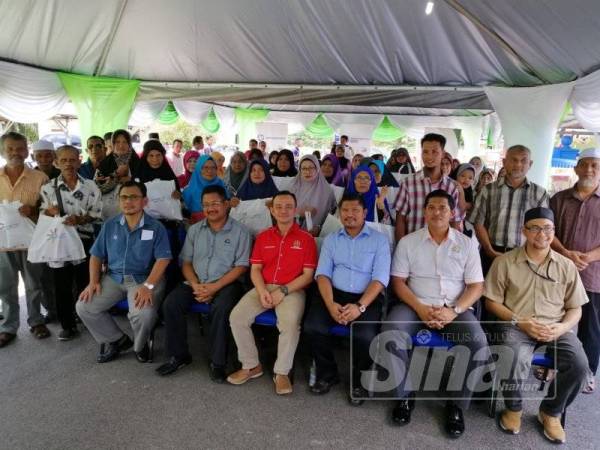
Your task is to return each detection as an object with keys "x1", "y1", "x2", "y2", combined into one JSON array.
[
  {"x1": 31, "y1": 140, "x2": 55, "y2": 152},
  {"x1": 578, "y1": 148, "x2": 600, "y2": 160}
]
